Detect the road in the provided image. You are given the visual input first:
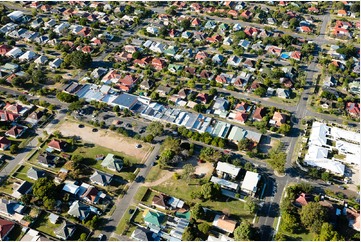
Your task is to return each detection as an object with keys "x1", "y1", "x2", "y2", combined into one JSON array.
[{"x1": 102, "y1": 144, "x2": 161, "y2": 240}]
